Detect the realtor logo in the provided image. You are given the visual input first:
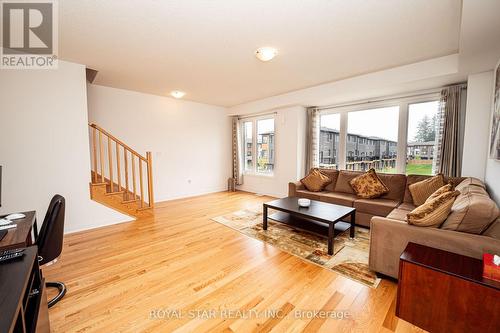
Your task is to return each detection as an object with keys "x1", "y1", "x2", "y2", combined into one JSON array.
[{"x1": 1, "y1": 0, "x2": 58, "y2": 69}]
